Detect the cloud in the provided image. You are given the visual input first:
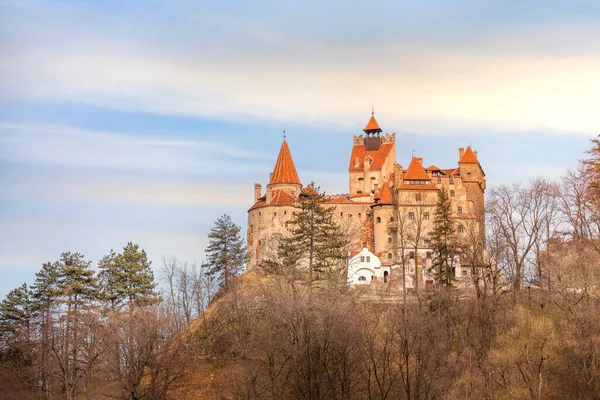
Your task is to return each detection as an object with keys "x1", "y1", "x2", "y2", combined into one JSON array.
[
  {"x1": 0, "y1": 123, "x2": 269, "y2": 173},
  {"x1": 1, "y1": 2, "x2": 600, "y2": 136}
]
